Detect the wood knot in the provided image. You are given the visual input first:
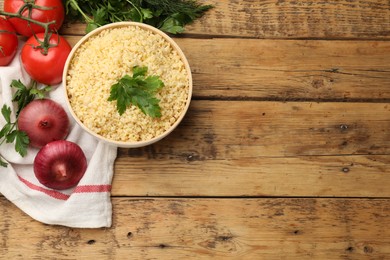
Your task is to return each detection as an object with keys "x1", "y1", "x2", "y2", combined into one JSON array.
[
  {"x1": 293, "y1": 230, "x2": 301, "y2": 235},
  {"x1": 312, "y1": 79, "x2": 324, "y2": 89},
  {"x1": 184, "y1": 153, "x2": 201, "y2": 162},
  {"x1": 340, "y1": 124, "x2": 349, "y2": 131},
  {"x1": 216, "y1": 235, "x2": 233, "y2": 242},
  {"x1": 328, "y1": 68, "x2": 340, "y2": 73},
  {"x1": 87, "y1": 240, "x2": 96, "y2": 245},
  {"x1": 364, "y1": 245, "x2": 374, "y2": 254}
]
